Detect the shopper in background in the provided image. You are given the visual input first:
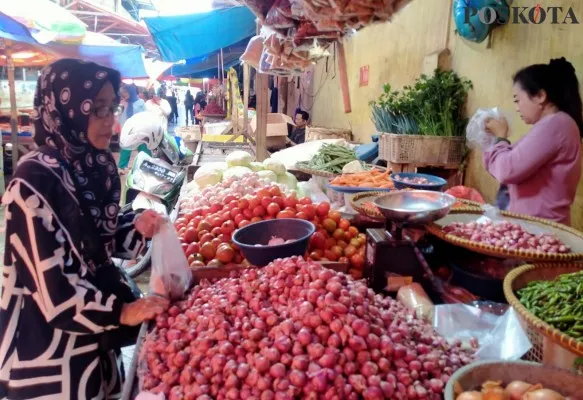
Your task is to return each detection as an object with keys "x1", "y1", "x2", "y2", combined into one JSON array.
[
  {"x1": 194, "y1": 91, "x2": 206, "y2": 125},
  {"x1": 184, "y1": 89, "x2": 194, "y2": 126},
  {"x1": 290, "y1": 109, "x2": 310, "y2": 144},
  {"x1": 0, "y1": 58, "x2": 168, "y2": 399},
  {"x1": 118, "y1": 83, "x2": 149, "y2": 172},
  {"x1": 146, "y1": 88, "x2": 172, "y2": 120},
  {"x1": 484, "y1": 57, "x2": 583, "y2": 225},
  {"x1": 167, "y1": 89, "x2": 179, "y2": 124}
]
